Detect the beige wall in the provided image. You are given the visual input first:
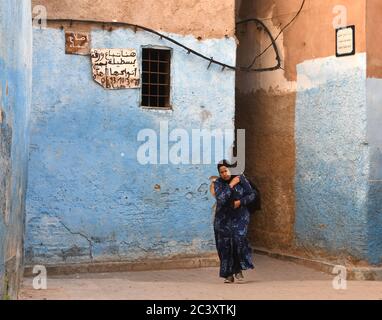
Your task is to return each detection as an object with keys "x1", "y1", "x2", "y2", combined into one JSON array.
[
  {"x1": 236, "y1": 0, "x2": 366, "y2": 253},
  {"x1": 32, "y1": 0, "x2": 235, "y2": 39},
  {"x1": 367, "y1": 0, "x2": 382, "y2": 78},
  {"x1": 237, "y1": 0, "x2": 366, "y2": 83}
]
